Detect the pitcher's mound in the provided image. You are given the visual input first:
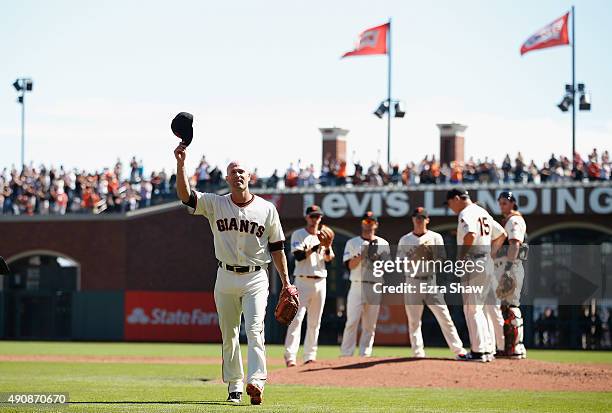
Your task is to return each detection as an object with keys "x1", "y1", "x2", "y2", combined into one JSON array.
[{"x1": 269, "y1": 357, "x2": 612, "y2": 392}]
